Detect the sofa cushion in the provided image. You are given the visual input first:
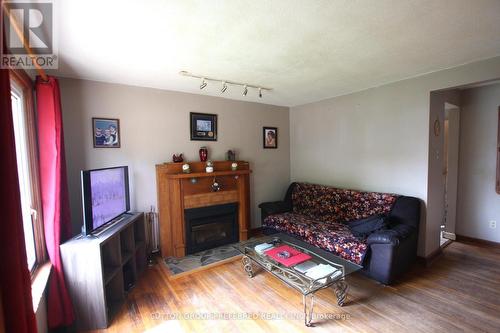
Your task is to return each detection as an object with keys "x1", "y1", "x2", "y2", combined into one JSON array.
[
  {"x1": 263, "y1": 212, "x2": 368, "y2": 265},
  {"x1": 291, "y1": 183, "x2": 399, "y2": 224},
  {"x1": 348, "y1": 214, "x2": 388, "y2": 238}
]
